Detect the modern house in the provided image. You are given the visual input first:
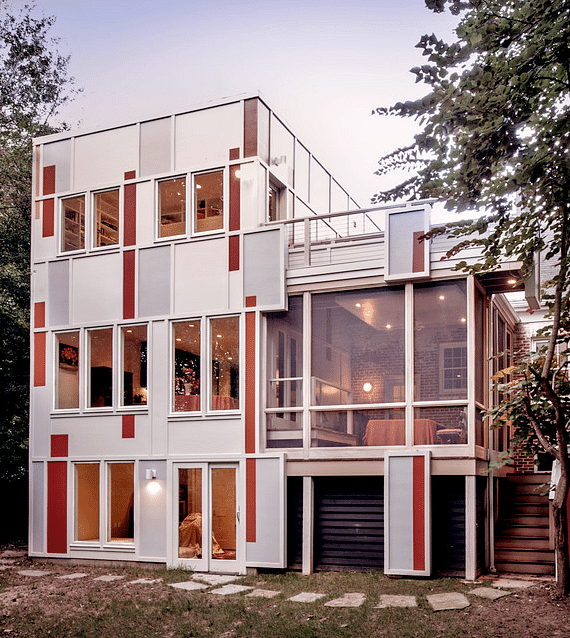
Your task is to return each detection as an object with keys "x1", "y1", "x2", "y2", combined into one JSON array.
[{"x1": 29, "y1": 93, "x2": 551, "y2": 578}]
